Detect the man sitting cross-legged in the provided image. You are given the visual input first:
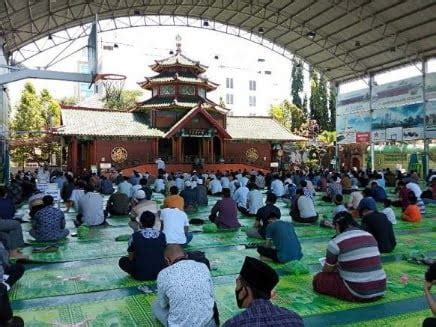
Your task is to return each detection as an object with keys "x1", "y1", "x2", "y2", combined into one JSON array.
[
  {"x1": 119, "y1": 211, "x2": 167, "y2": 281},
  {"x1": 222, "y1": 256, "x2": 303, "y2": 326},
  {"x1": 106, "y1": 190, "x2": 130, "y2": 216},
  {"x1": 0, "y1": 240, "x2": 25, "y2": 327},
  {"x1": 160, "y1": 207, "x2": 193, "y2": 246},
  {"x1": 257, "y1": 213, "x2": 303, "y2": 263},
  {"x1": 152, "y1": 244, "x2": 216, "y2": 327},
  {"x1": 313, "y1": 211, "x2": 386, "y2": 302},
  {"x1": 163, "y1": 186, "x2": 184, "y2": 211},
  {"x1": 30, "y1": 195, "x2": 69, "y2": 242},
  {"x1": 246, "y1": 193, "x2": 281, "y2": 239},
  {"x1": 209, "y1": 188, "x2": 240, "y2": 229}
]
